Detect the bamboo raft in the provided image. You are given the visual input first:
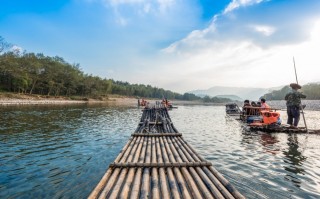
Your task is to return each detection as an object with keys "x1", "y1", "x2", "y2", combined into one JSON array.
[
  {"x1": 248, "y1": 125, "x2": 320, "y2": 134},
  {"x1": 89, "y1": 107, "x2": 245, "y2": 199},
  {"x1": 227, "y1": 113, "x2": 320, "y2": 134}
]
